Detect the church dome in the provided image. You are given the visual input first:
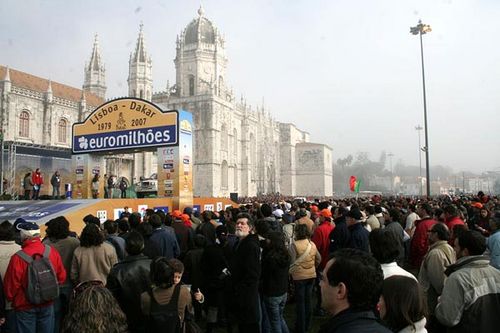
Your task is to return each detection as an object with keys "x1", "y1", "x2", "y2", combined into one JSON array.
[{"x1": 184, "y1": 7, "x2": 216, "y2": 45}]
